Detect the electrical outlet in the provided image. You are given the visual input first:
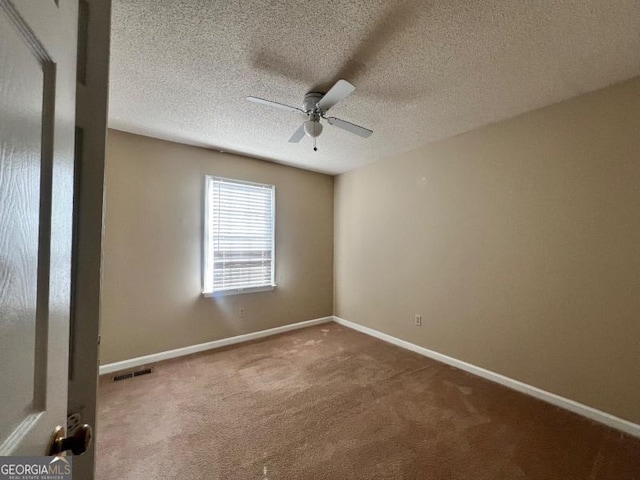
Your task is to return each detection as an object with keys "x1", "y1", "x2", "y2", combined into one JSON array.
[
  {"x1": 415, "y1": 314, "x2": 422, "y2": 326},
  {"x1": 239, "y1": 307, "x2": 245, "y2": 318}
]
